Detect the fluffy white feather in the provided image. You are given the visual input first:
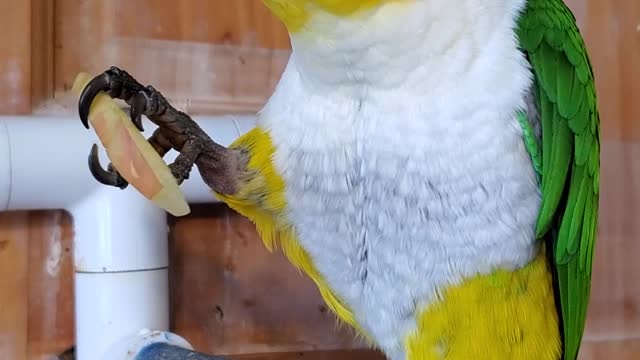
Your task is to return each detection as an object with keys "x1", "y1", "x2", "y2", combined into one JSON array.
[{"x1": 257, "y1": 1, "x2": 539, "y2": 358}]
